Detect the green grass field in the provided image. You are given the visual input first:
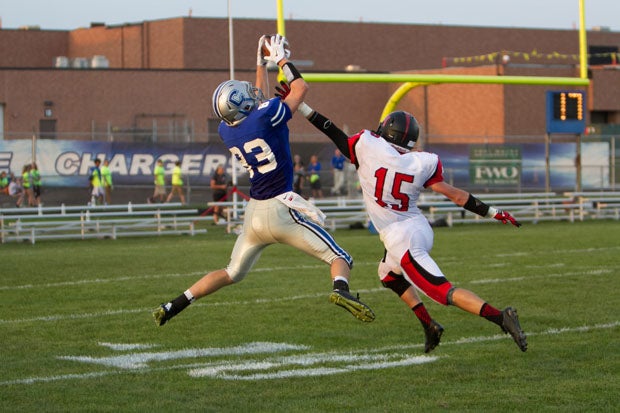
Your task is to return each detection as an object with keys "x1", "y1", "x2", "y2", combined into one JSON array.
[{"x1": 1, "y1": 220, "x2": 618, "y2": 412}]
